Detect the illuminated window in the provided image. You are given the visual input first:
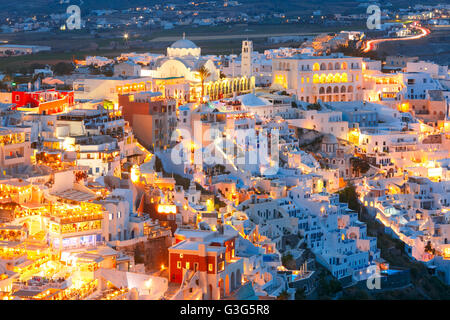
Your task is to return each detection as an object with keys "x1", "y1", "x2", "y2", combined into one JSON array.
[
  {"x1": 208, "y1": 264, "x2": 213, "y2": 272},
  {"x1": 313, "y1": 74, "x2": 320, "y2": 84},
  {"x1": 334, "y1": 74, "x2": 341, "y2": 83},
  {"x1": 341, "y1": 73, "x2": 348, "y2": 83},
  {"x1": 301, "y1": 77, "x2": 304, "y2": 84},
  {"x1": 180, "y1": 253, "x2": 183, "y2": 258},
  {"x1": 313, "y1": 63, "x2": 320, "y2": 71},
  {"x1": 319, "y1": 74, "x2": 326, "y2": 84},
  {"x1": 177, "y1": 261, "x2": 181, "y2": 269},
  {"x1": 326, "y1": 74, "x2": 334, "y2": 83},
  {"x1": 232, "y1": 249, "x2": 235, "y2": 257},
  {"x1": 186, "y1": 262, "x2": 190, "y2": 269}
]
